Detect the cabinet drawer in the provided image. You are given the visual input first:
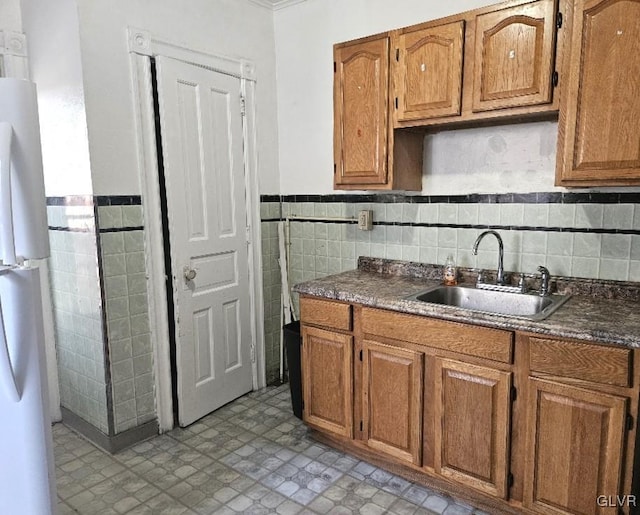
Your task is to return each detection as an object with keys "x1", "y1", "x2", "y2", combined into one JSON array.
[
  {"x1": 529, "y1": 337, "x2": 631, "y2": 387},
  {"x1": 300, "y1": 297, "x2": 352, "y2": 331},
  {"x1": 362, "y1": 308, "x2": 512, "y2": 363}
]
